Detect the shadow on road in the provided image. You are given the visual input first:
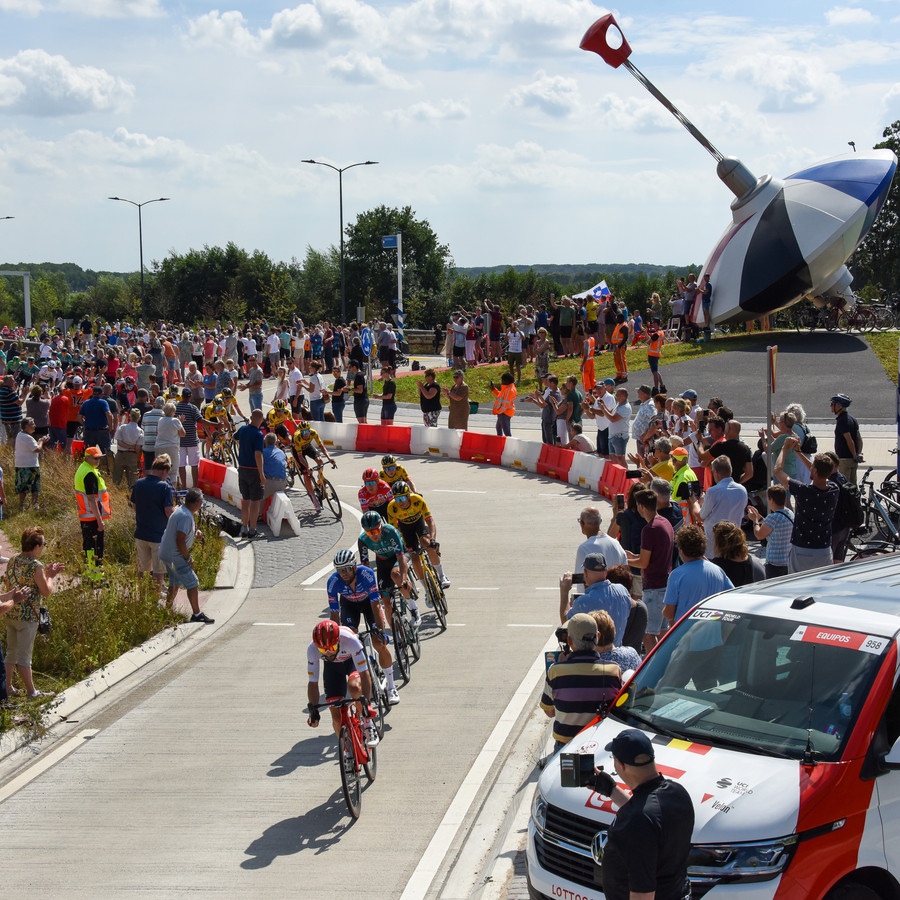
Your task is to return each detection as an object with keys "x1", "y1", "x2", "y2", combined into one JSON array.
[{"x1": 268, "y1": 734, "x2": 336, "y2": 776}]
